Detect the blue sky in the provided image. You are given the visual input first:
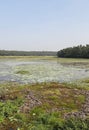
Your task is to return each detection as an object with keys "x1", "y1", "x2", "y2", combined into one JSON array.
[{"x1": 0, "y1": 0, "x2": 89, "y2": 51}]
